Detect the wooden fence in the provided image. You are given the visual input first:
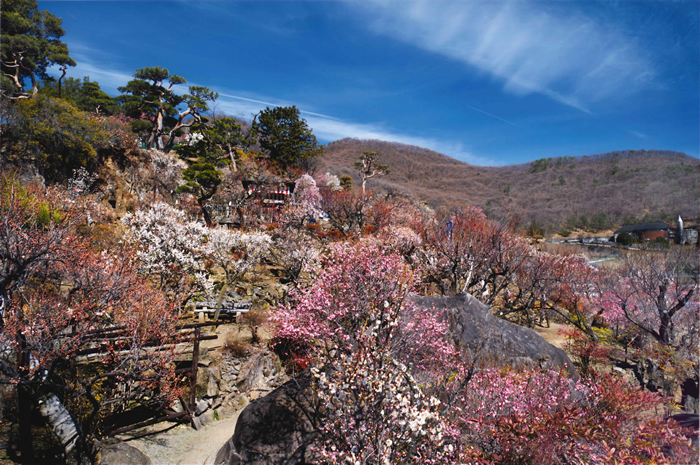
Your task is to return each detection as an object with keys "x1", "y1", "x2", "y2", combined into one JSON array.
[{"x1": 75, "y1": 322, "x2": 220, "y2": 435}]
